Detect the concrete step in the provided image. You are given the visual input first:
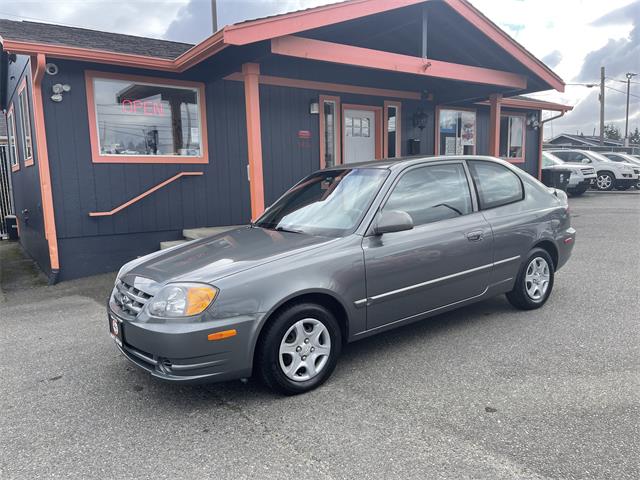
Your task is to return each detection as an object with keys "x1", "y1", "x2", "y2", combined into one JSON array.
[
  {"x1": 159, "y1": 240, "x2": 188, "y2": 250},
  {"x1": 182, "y1": 225, "x2": 245, "y2": 240}
]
